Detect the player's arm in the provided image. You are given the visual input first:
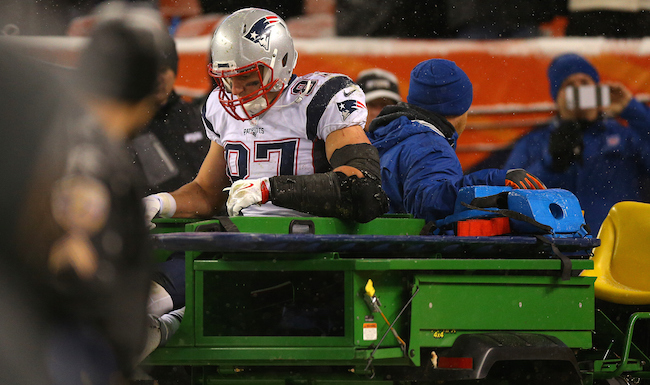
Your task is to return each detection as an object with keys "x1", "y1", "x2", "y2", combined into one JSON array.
[
  {"x1": 144, "y1": 142, "x2": 230, "y2": 225},
  {"x1": 324, "y1": 125, "x2": 373, "y2": 177},
  {"x1": 171, "y1": 141, "x2": 230, "y2": 218},
  {"x1": 265, "y1": 124, "x2": 387, "y2": 223}
]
